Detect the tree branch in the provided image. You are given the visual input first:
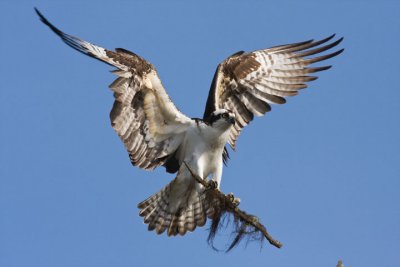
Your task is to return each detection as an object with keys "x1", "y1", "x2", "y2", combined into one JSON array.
[{"x1": 183, "y1": 161, "x2": 283, "y2": 250}]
